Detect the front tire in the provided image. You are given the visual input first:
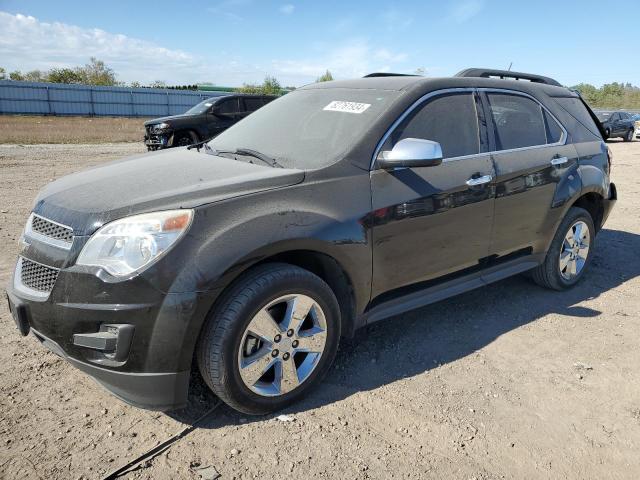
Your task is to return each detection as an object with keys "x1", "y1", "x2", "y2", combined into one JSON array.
[
  {"x1": 174, "y1": 131, "x2": 198, "y2": 147},
  {"x1": 531, "y1": 207, "x2": 595, "y2": 290},
  {"x1": 197, "y1": 263, "x2": 341, "y2": 415},
  {"x1": 624, "y1": 128, "x2": 634, "y2": 142}
]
